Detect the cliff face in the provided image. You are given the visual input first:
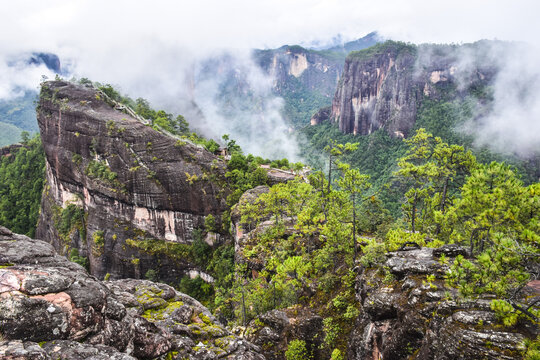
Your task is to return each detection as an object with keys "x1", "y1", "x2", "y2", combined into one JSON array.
[
  {"x1": 256, "y1": 46, "x2": 343, "y2": 98},
  {"x1": 36, "y1": 81, "x2": 228, "y2": 281},
  {"x1": 330, "y1": 41, "x2": 497, "y2": 137}
]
